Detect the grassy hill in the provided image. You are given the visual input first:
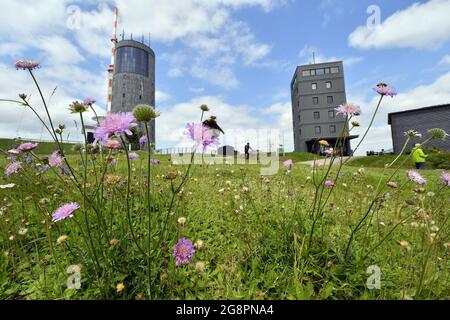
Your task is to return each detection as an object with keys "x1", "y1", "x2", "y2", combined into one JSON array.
[
  {"x1": 347, "y1": 155, "x2": 421, "y2": 170},
  {"x1": 280, "y1": 152, "x2": 321, "y2": 163}
]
